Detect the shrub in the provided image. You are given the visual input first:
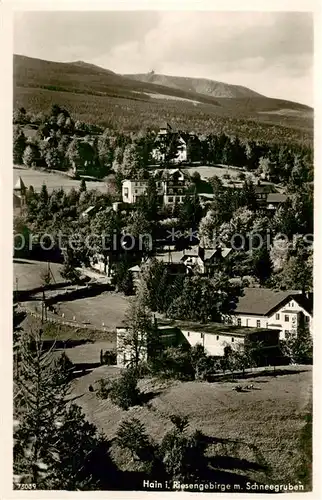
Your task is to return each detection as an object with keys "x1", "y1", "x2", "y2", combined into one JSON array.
[
  {"x1": 150, "y1": 346, "x2": 195, "y2": 381},
  {"x1": 96, "y1": 378, "x2": 113, "y2": 399},
  {"x1": 100, "y1": 349, "x2": 117, "y2": 366},
  {"x1": 109, "y1": 368, "x2": 141, "y2": 410}
]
